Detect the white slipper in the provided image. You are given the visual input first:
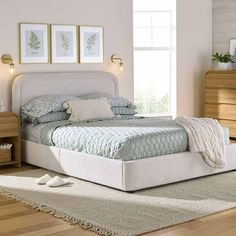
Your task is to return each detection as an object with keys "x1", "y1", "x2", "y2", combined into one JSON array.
[
  {"x1": 36, "y1": 174, "x2": 52, "y2": 185},
  {"x1": 46, "y1": 176, "x2": 69, "y2": 187}
]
